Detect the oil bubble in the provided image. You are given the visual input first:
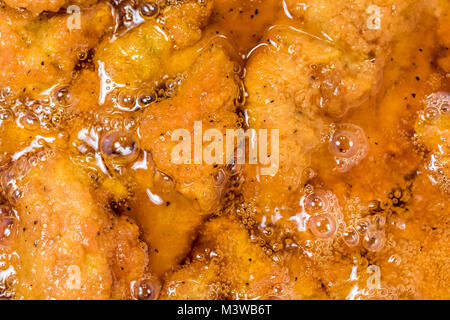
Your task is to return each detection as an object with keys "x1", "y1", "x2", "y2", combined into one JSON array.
[
  {"x1": 362, "y1": 230, "x2": 385, "y2": 252},
  {"x1": 343, "y1": 226, "x2": 360, "y2": 247},
  {"x1": 137, "y1": 89, "x2": 157, "y2": 107},
  {"x1": 356, "y1": 218, "x2": 370, "y2": 234},
  {"x1": 17, "y1": 112, "x2": 39, "y2": 130},
  {"x1": 117, "y1": 91, "x2": 137, "y2": 111},
  {"x1": 425, "y1": 92, "x2": 450, "y2": 115},
  {"x1": 308, "y1": 213, "x2": 337, "y2": 239},
  {"x1": 424, "y1": 107, "x2": 440, "y2": 121},
  {"x1": 329, "y1": 123, "x2": 369, "y2": 172},
  {"x1": 303, "y1": 190, "x2": 328, "y2": 214},
  {"x1": 100, "y1": 131, "x2": 140, "y2": 165},
  {"x1": 139, "y1": 2, "x2": 159, "y2": 19},
  {"x1": 52, "y1": 85, "x2": 75, "y2": 106},
  {"x1": 131, "y1": 277, "x2": 161, "y2": 300}
]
